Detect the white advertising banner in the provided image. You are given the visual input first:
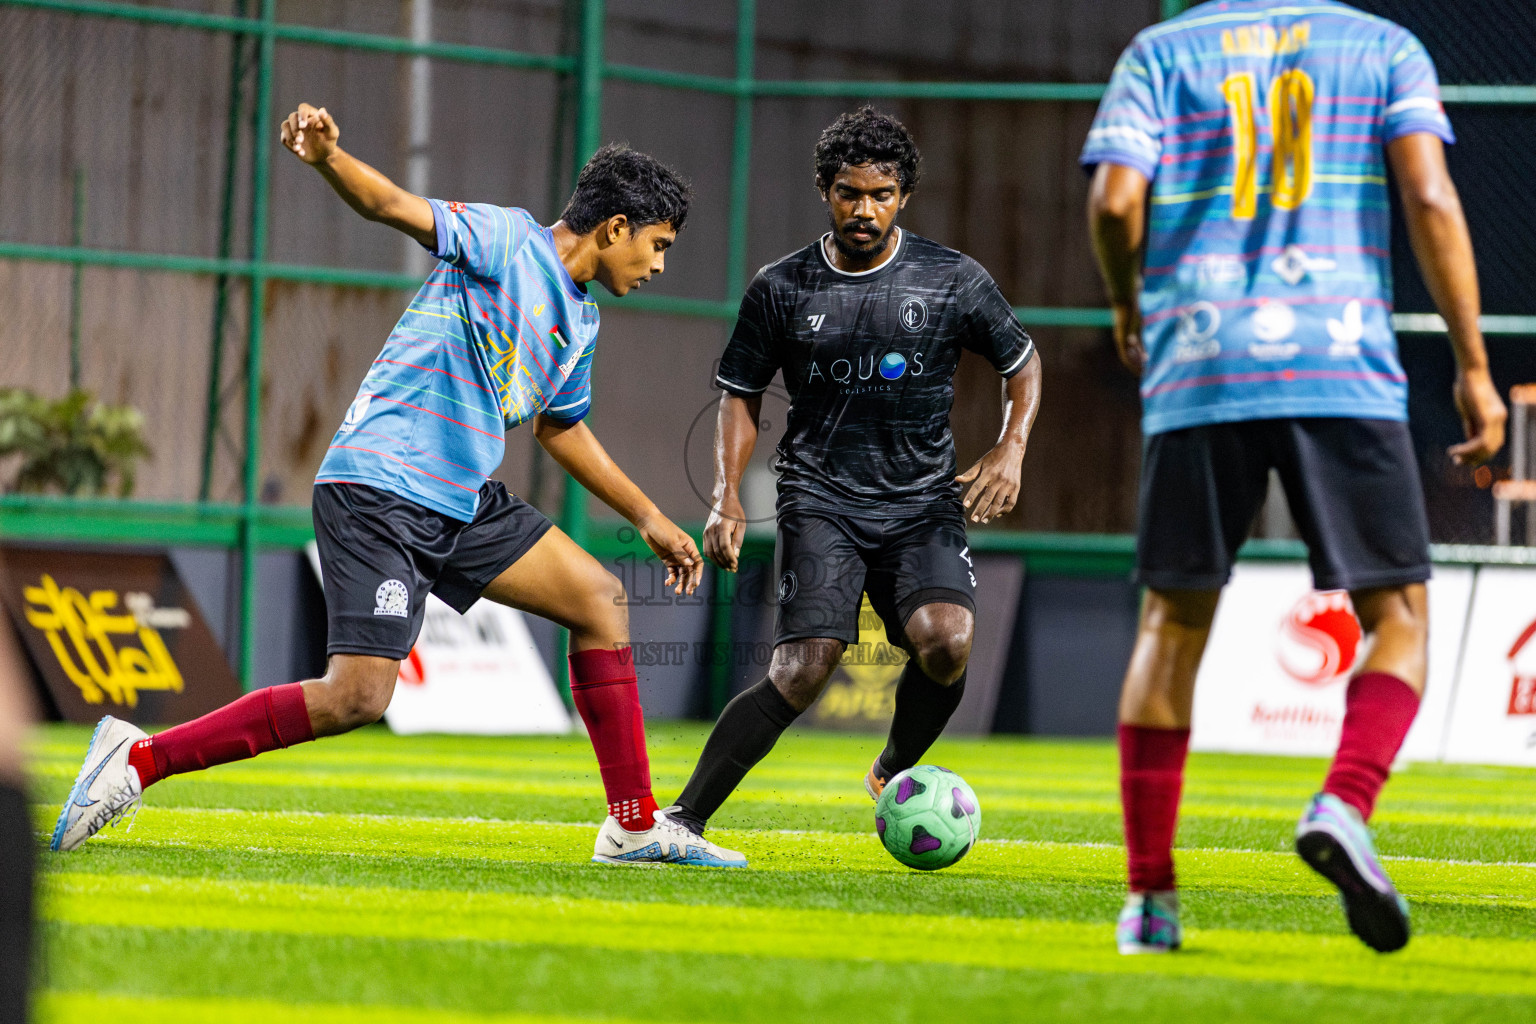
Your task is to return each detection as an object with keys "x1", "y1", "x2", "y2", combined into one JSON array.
[
  {"x1": 1191, "y1": 564, "x2": 1472, "y2": 760},
  {"x1": 305, "y1": 543, "x2": 570, "y2": 735},
  {"x1": 1440, "y1": 567, "x2": 1536, "y2": 767}
]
